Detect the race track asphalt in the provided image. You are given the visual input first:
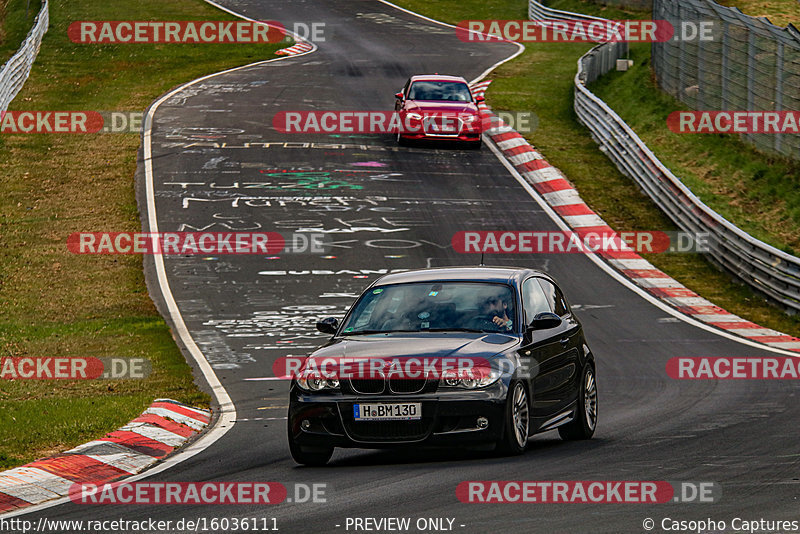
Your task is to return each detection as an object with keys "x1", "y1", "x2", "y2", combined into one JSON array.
[{"x1": 20, "y1": 1, "x2": 800, "y2": 532}]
